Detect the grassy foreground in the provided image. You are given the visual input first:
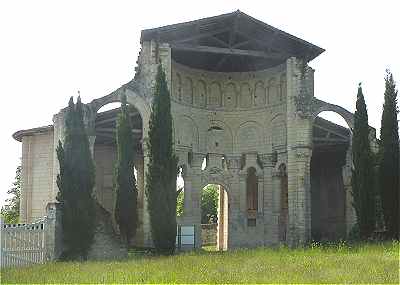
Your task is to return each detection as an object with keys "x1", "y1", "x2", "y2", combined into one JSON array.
[{"x1": 1, "y1": 241, "x2": 399, "y2": 284}]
